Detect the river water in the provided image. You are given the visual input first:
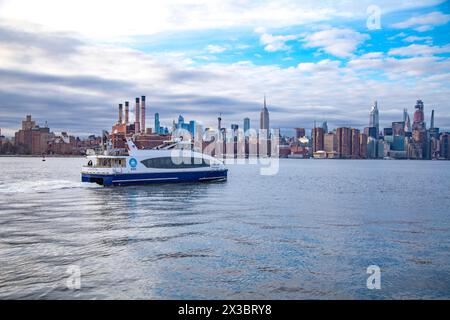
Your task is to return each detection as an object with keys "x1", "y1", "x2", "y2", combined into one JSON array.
[{"x1": 0, "y1": 157, "x2": 449, "y2": 299}]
